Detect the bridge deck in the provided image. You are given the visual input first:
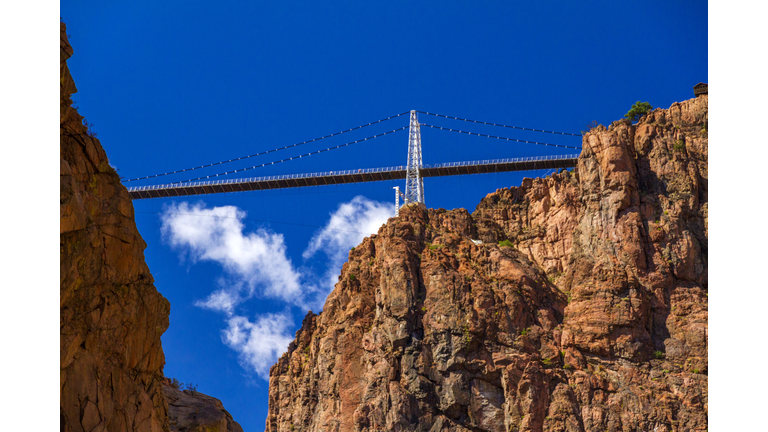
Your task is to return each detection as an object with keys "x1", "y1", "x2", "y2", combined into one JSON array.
[{"x1": 127, "y1": 154, "x2": 578, "y2": 200}]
